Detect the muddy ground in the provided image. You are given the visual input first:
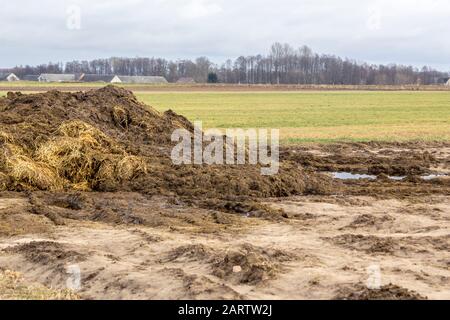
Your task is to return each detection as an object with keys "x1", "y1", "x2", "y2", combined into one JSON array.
[
  {"x1": 0, "y1": 87, "x2": 448, "y2": 299},
  {"x1": 0, "y1": 142, "x2": 448, "y2": 300}
]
